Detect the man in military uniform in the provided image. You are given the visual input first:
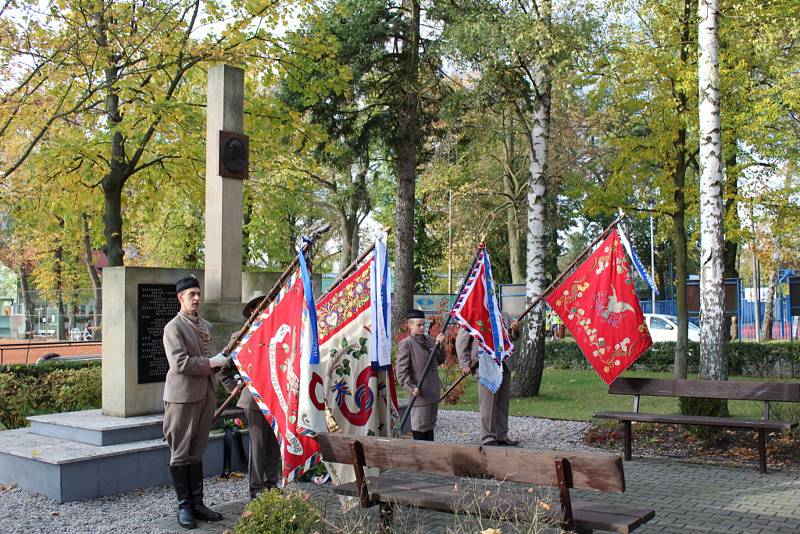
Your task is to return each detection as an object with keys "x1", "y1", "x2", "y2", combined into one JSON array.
[
  {"x1": 219, "y1": 291, "x2": 281, "y2": 499},
  {"x1": 162, "y1": 275, "x2": 231, "y2": 529},
  {"x1": 456, "y1": 319, "x2": 520, "y2": 446},
  {"x1": 395, "y1": 309, "x2": 445, "y2": 441}
]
